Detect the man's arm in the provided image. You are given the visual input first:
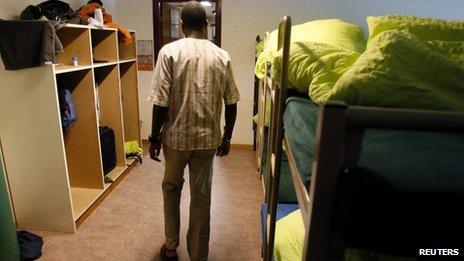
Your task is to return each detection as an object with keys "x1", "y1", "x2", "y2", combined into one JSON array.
[
  {"x1": 217, "y1": 58, "x2": 240, "y2": 156},
  {"x1": 147, "y1": 47, "x2": 172, "y2": 161},
  {"x1": 151, "y1": 104, "x2": 169, "y2": 139},
  {"x1": 217, "y1": 103, "x2": 237, "y2": 156},
  {"x1": 149, "y1": 104, "x2": 169, "y2": 161},
  {"x1": 223, "y1": 104, "x2": 237, "y2": 141}
]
